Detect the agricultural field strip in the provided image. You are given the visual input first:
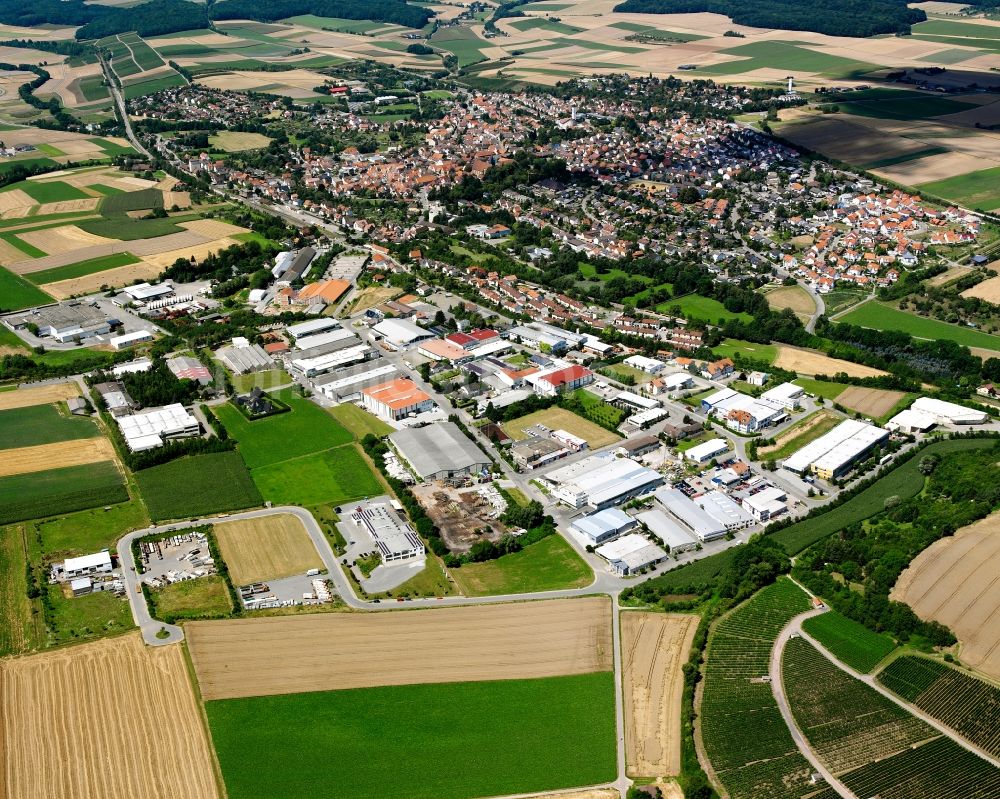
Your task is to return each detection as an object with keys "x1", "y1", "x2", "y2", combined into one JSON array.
[
  {"x1": 187, "y1": 597, "x2": 612, "y2": 700},
  {"x1": 0, "y1": 383, "x2": 80, "y2": 411},
  {"x1": 797, "y1": 626, "x2": 1000, "y2": 768},
  {"x1": 213, "y1": 514, "x2": 322, "y2": 585},
  {"x1": 0, "y1": 438, "x2": 117, "y2": 477}
]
